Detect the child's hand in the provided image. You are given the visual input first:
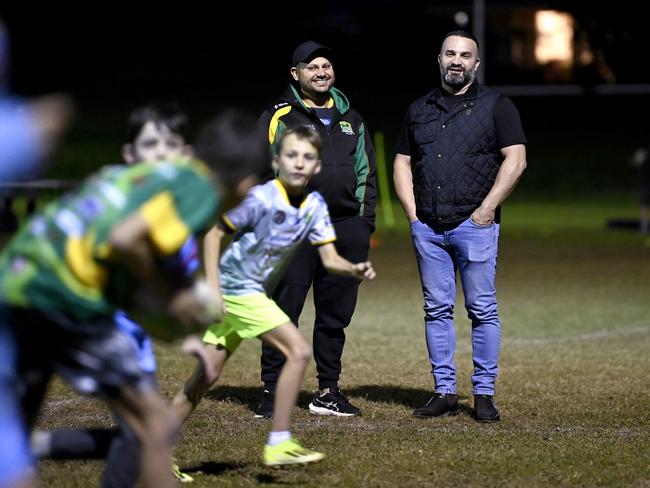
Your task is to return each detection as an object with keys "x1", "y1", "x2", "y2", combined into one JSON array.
[
  {"x1": 208, "y1": 283, "x2": 227, "y2": 323},
  {"x1": 352, "y1": 261, "x2": 376, "y2": 281},
  {"x1": 166, "y1": 288, "x2": 212, "y2": 332},
  {"x1": 167, "y1": 280, "x2": 224, "y2": 332},
  {"x1": 182, "y1": 335, "x2": 219, "y2": 384}
]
